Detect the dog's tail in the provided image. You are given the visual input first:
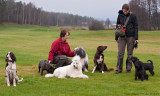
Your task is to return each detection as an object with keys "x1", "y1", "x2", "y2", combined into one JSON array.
[
  {"x1": 147, "y1": 60, "x2": 153, "y2": 65},
  {"x1": 107, "y1": 68, "x2": 114, "y2": 72},
  {"x1": 18, "y1": 78, "x2": 23, "y2": 82},
  {"x1": 45, "y1": 73, "x2": 54, "y2": 78}
]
